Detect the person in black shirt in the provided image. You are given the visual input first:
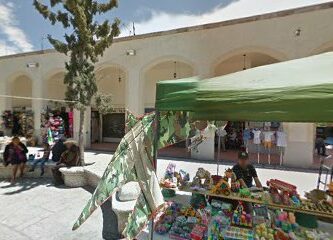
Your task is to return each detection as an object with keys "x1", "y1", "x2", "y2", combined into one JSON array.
[
  {"x1": 51, "y1": 138, "x2": 67, "y2": 162},
  {"x1": 232, "y1": 150, "x2": 262, "y2": 188}
]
